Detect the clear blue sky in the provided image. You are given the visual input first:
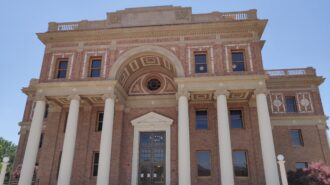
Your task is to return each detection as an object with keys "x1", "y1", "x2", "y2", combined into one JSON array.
[{"x1": 0, "y1": 0, "x2": 329, "y2": 144}]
